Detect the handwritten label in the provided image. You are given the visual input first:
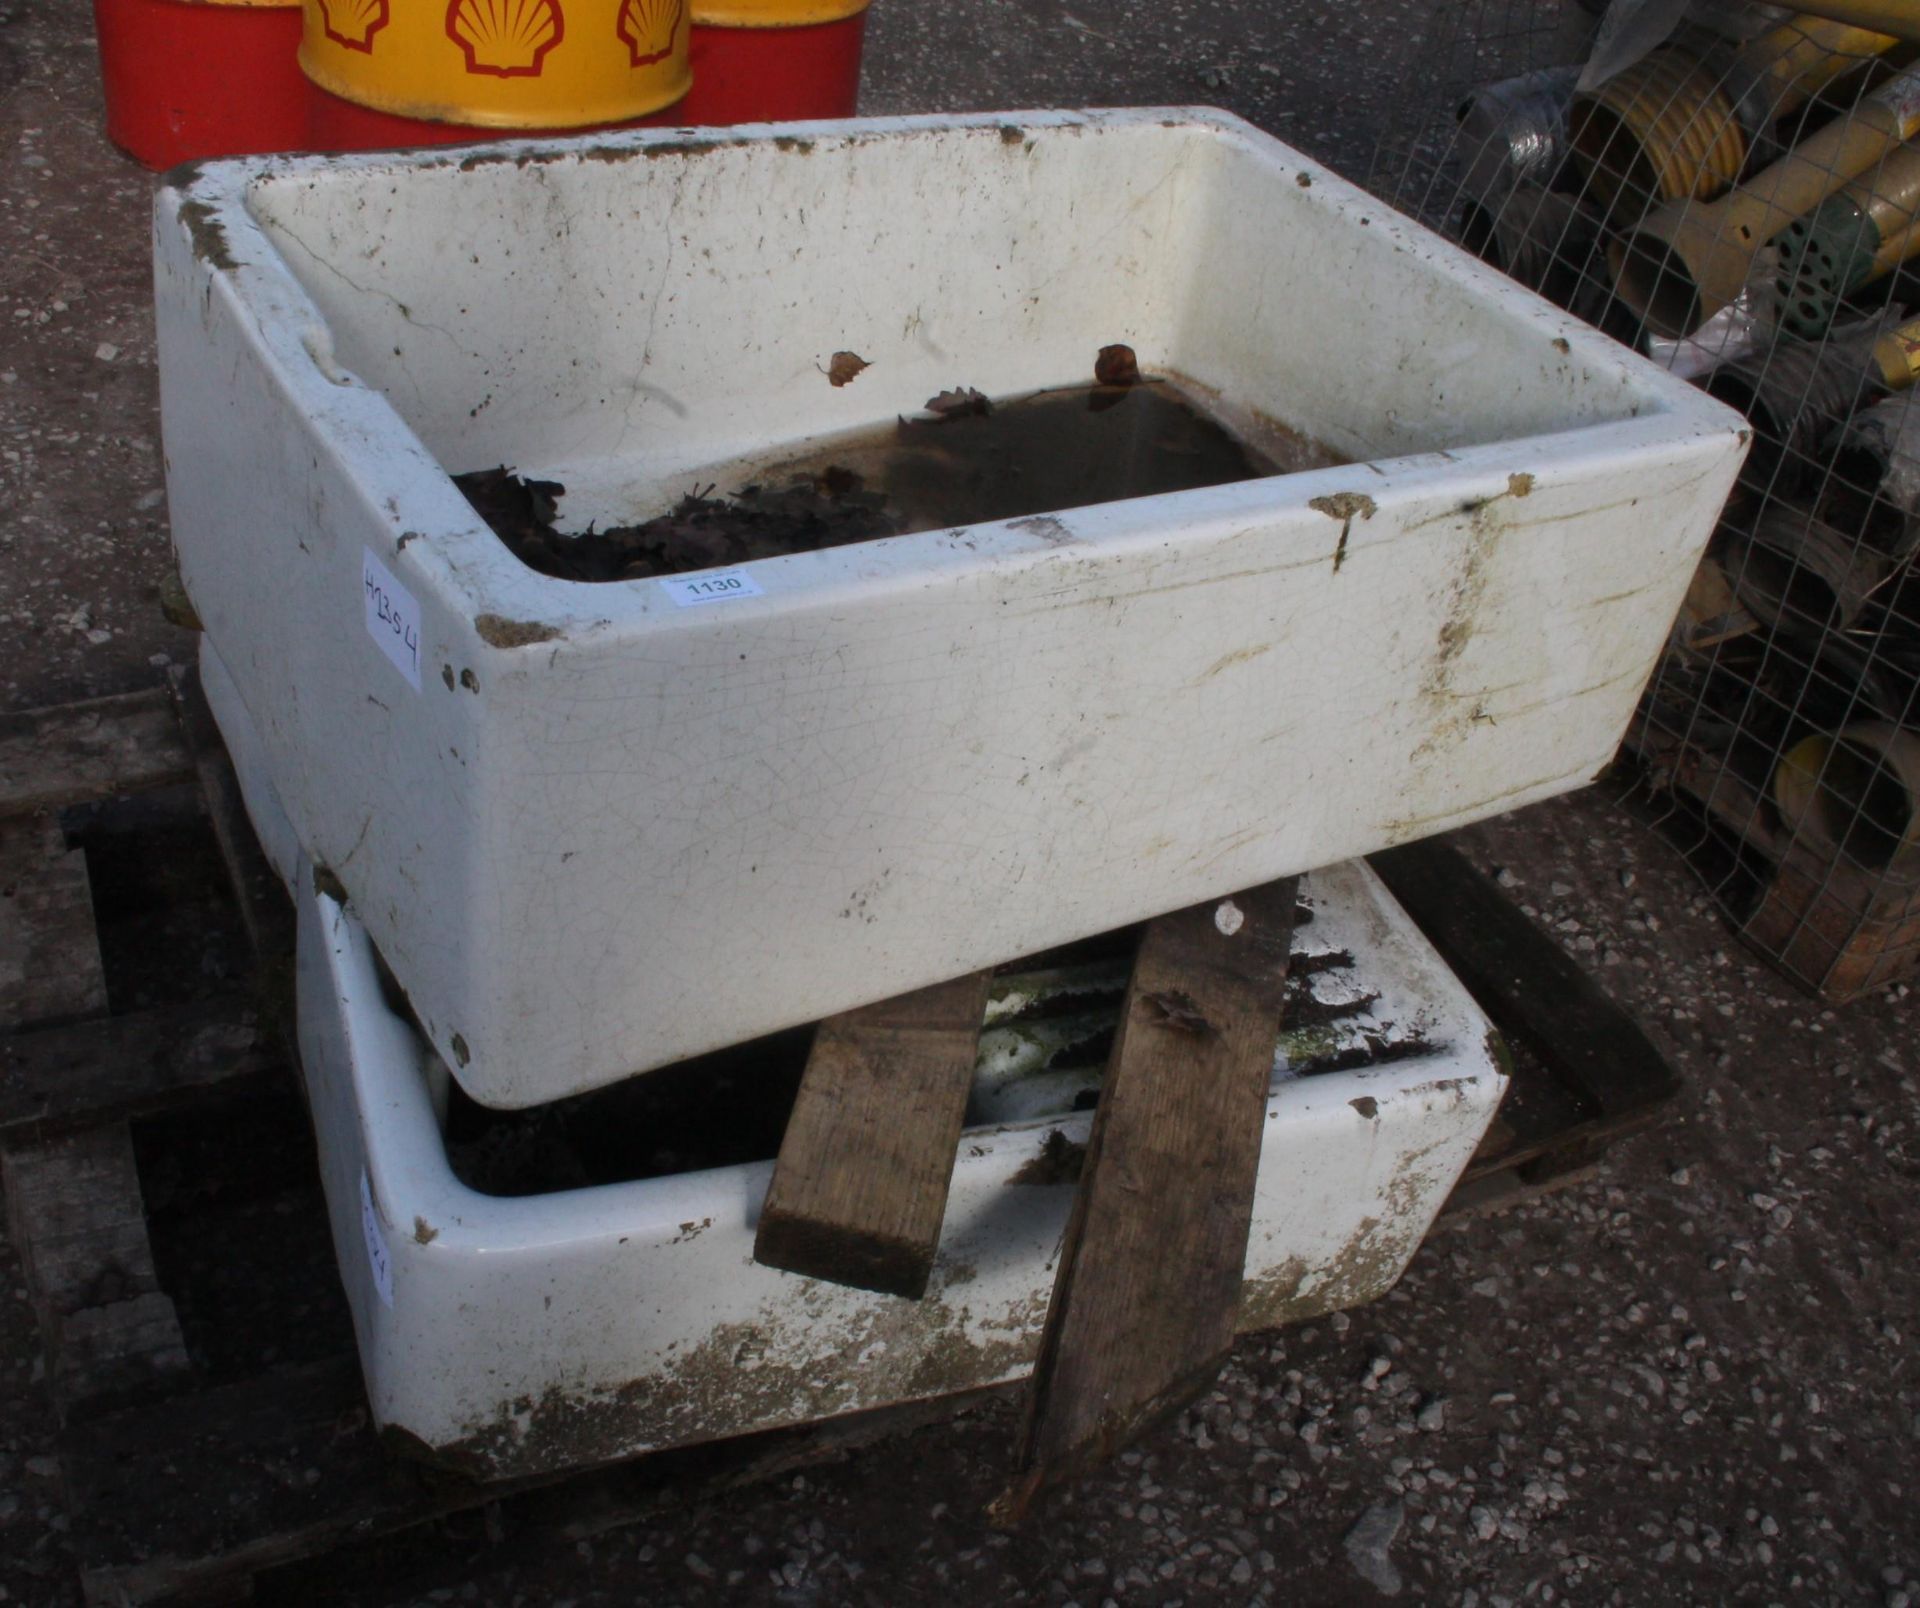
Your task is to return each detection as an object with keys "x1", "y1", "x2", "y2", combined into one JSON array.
[
  {"x1": 362, "y1": 547, "x2": 422, "y2": 690},
  {"x1": 360, "y1": 1169, "x2": 395, "y2": 1308},
  {"x1": 659, "y1": 569, "x2": 765, "y2": 608}
]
